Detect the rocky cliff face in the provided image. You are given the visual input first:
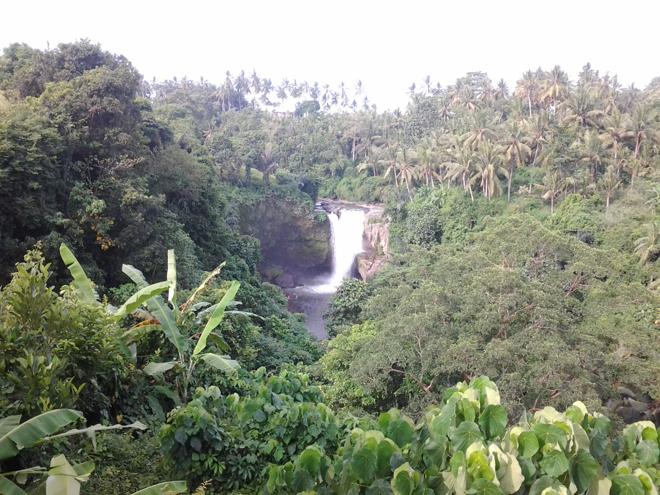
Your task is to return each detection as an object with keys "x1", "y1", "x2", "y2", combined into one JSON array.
[
  {"x1": 357, "y1": 206, "x2": 389, "y2": 281},
  {"x1": 236, "y1": 196, "x2": 331, "y2": 286}
]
